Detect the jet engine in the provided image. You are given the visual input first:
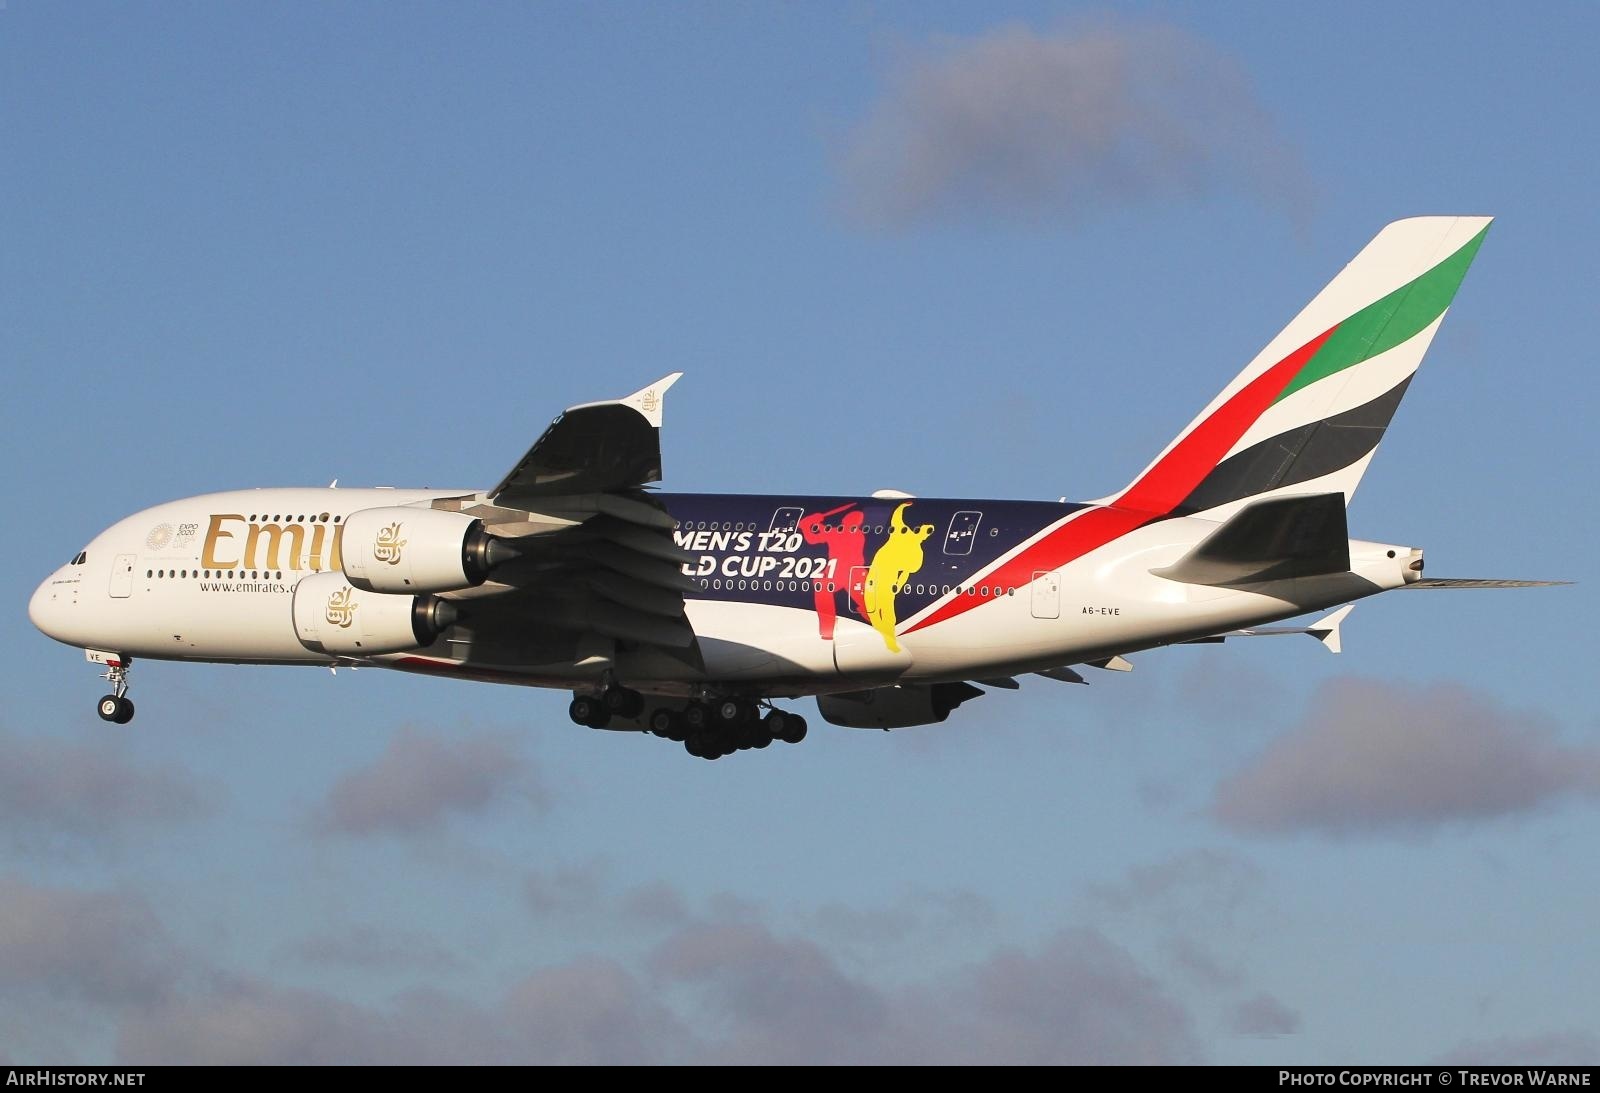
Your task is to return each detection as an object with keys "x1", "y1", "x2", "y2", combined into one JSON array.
[
  {"x1": 341, "y1": 507, "x2": 516, "y2": 594},
  {"x1": 292, "y1": 571, "x2": 458, "y2": 657},
  {"x1": 816, "y1": 682, "x2": 984, "y2": 729}
]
